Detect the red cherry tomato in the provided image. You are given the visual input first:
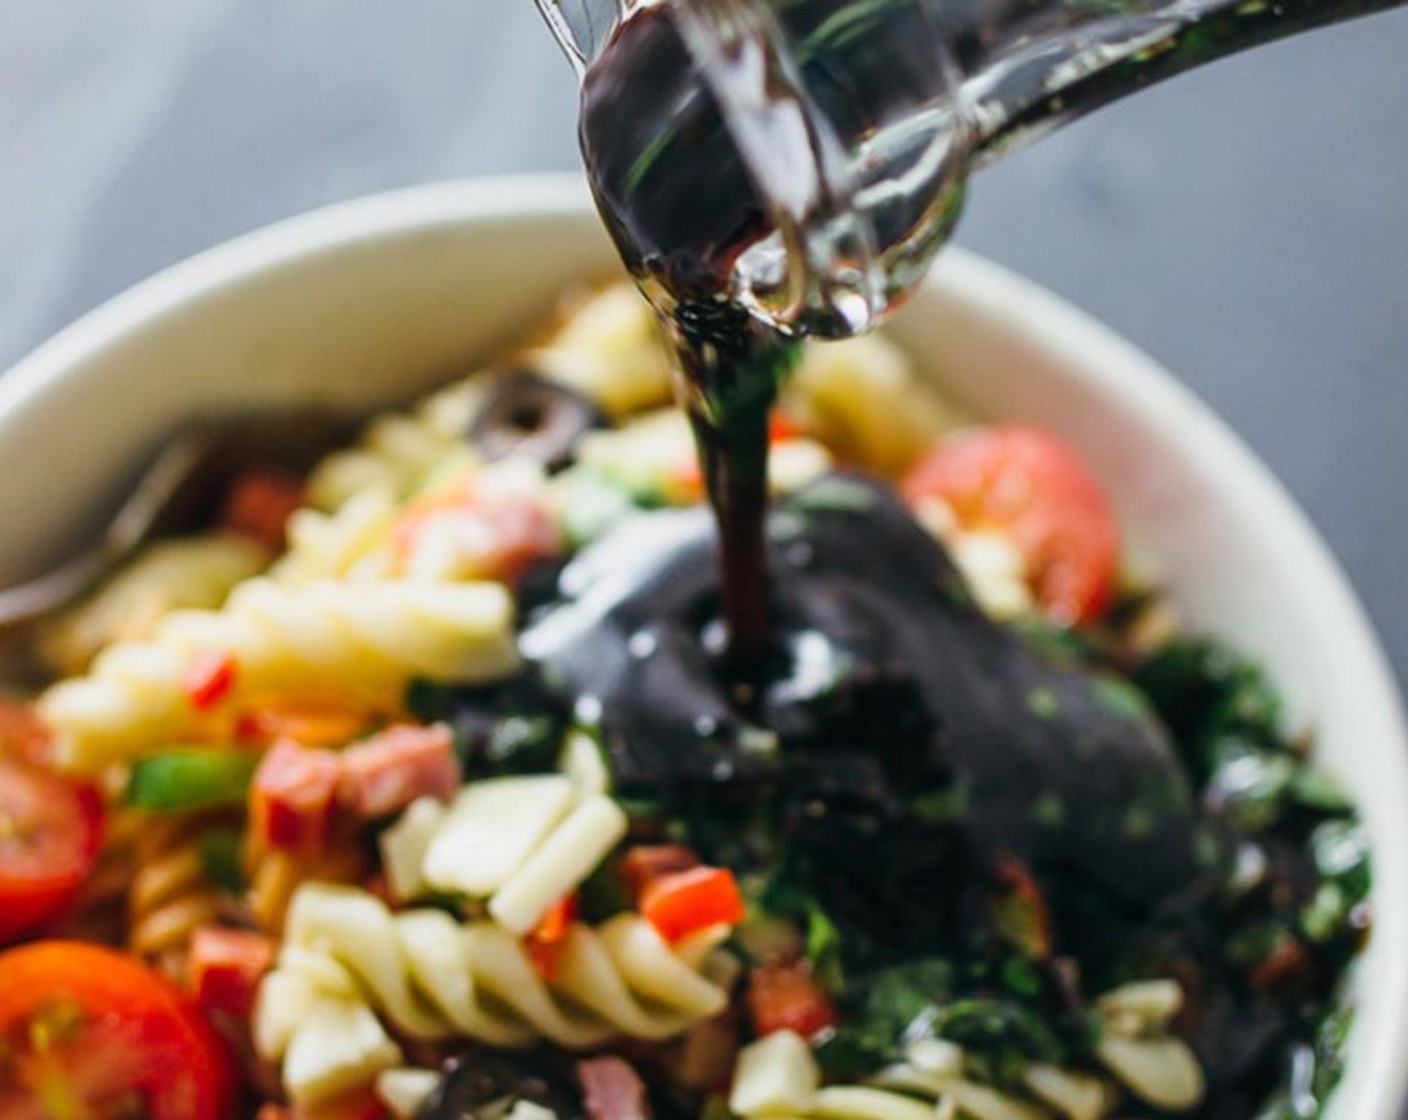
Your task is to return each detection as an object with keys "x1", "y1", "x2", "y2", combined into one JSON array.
[
  {"x1": 902, "y1": 425, "x2": 1119, "y2": 625},
  {"x1": 0, "y1": 941, "x2": 236, "y2": 1120},
  {"x1": 0, "y1": 760, "x2": 103, "y2": 943}
]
